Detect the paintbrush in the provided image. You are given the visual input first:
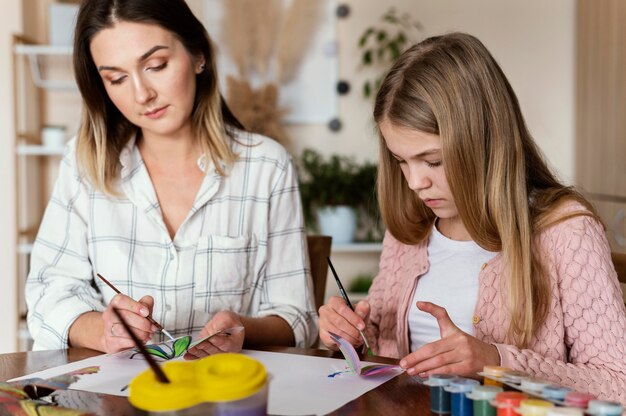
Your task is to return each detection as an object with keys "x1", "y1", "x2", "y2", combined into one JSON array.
[
  {"x1": 111, "y1": 307, "x2": 170, "y2": 384},
  {"x1": 97, "y1": 273, "x2": 175, "y2": 341},
  {"x1": 326, "y1": 257, "x2": 374, "y2": 356}
]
